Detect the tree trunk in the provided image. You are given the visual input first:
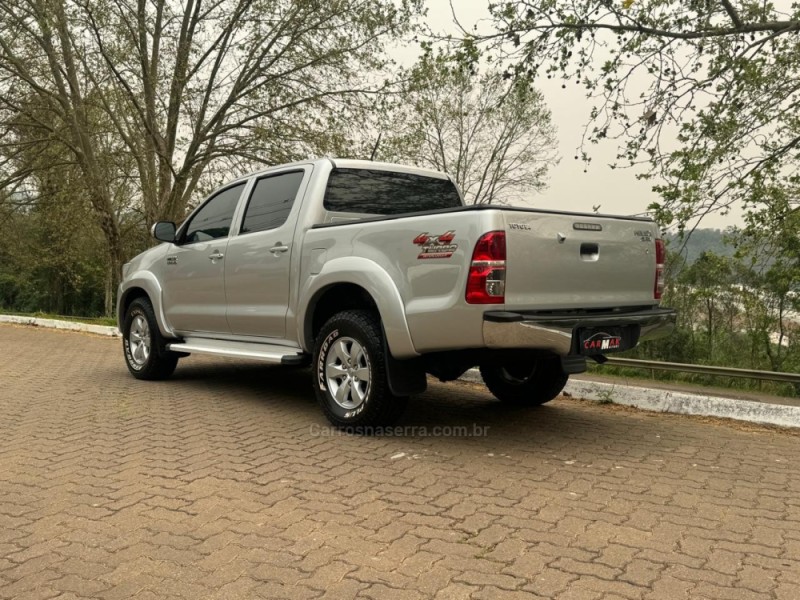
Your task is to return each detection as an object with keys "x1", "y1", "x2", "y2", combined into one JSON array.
[
  {"x1": 706, "y1": 299, "x2": 714, "y2": 360},
  {"x1": 104, "y1": 263, "x2": 114, "y2": 318}
]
